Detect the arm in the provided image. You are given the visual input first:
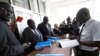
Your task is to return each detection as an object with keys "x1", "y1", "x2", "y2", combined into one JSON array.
[
  {"x1": 79, "y1": 41, "x2": 100, "y2": 47},
  {"x1": 68, "y1": 35, "x2": 100, "y2": 47},
  {"x1": 0, "y1": 28, "x2": 24, "y2": 56}
]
